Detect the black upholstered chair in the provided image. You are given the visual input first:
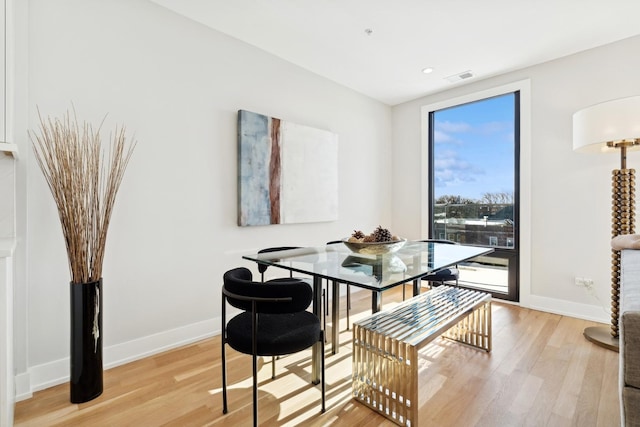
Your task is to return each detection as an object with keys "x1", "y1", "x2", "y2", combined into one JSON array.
[
  {"x1": 221, "y1": 267, "x2": 325, "y2": 427},
  {"x1": 257, "y1": 246, "x2": 300, "y2": 282},
  {"x1": 420, "y1": 239, "x2": 460, "y2": 287}
]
